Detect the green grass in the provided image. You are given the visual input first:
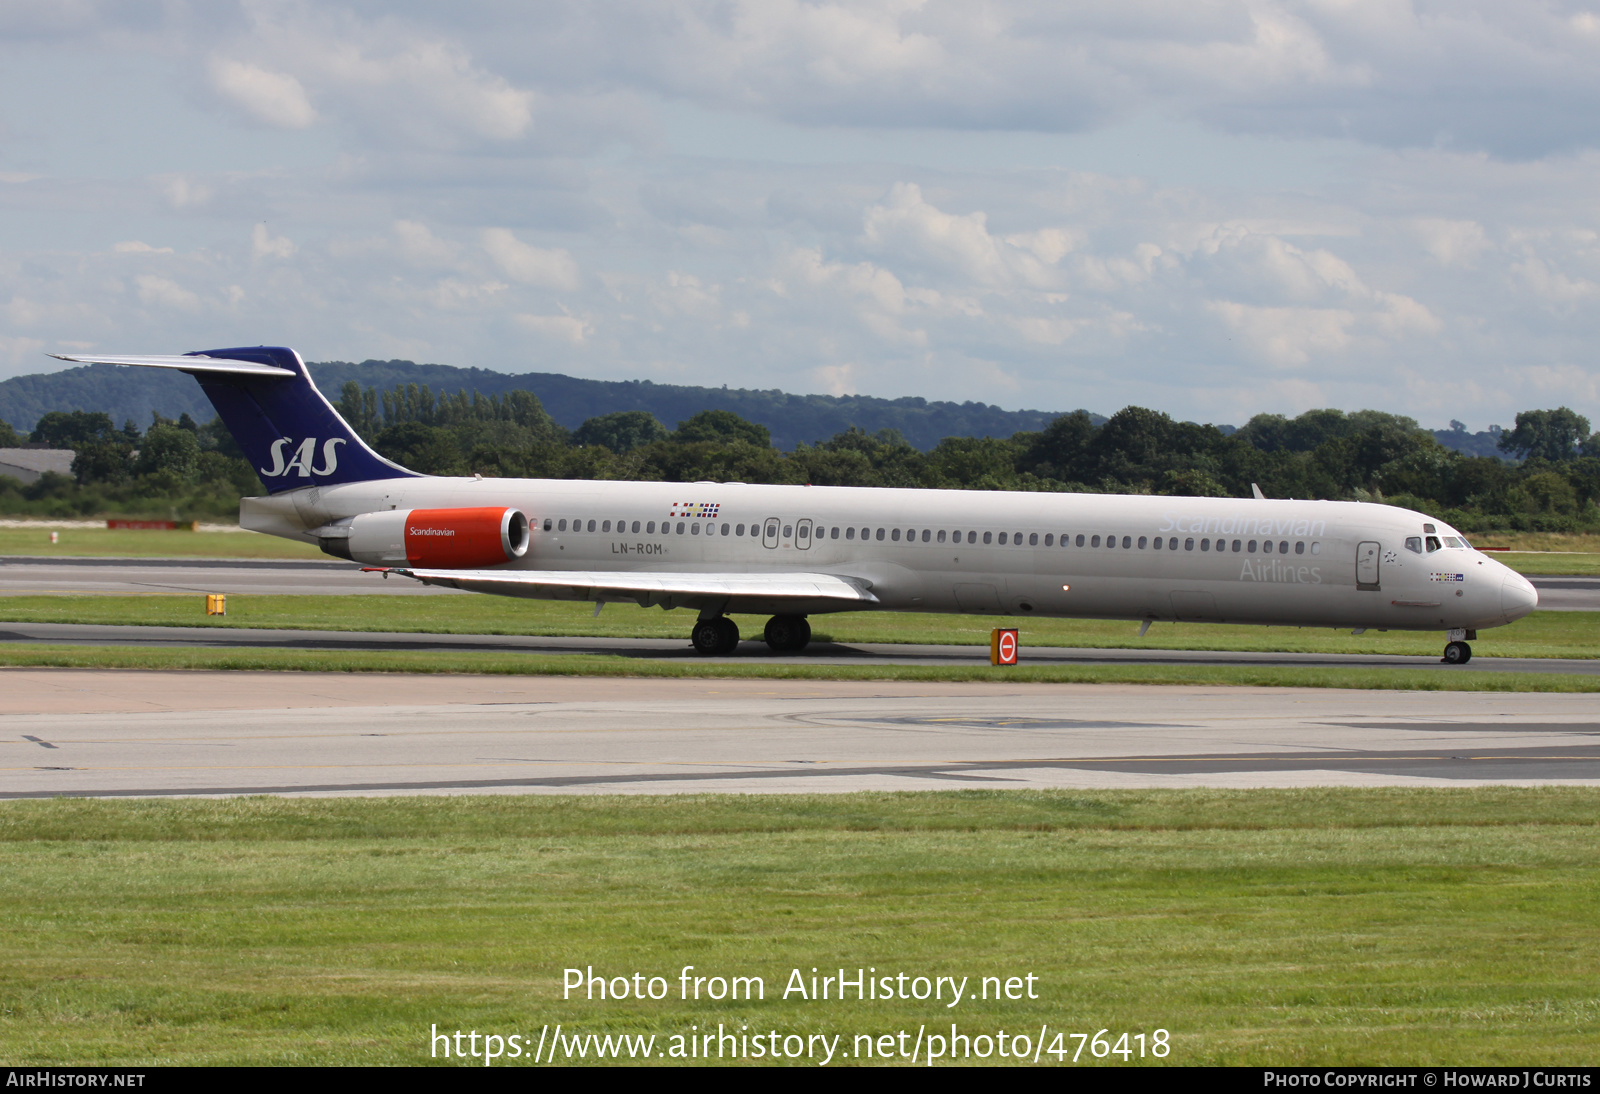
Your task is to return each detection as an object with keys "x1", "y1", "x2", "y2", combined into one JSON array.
[
  {"x1": 1482, "y1": 552, "x2": 1600, "y2": 575},
  {"x1": 0, "y1": 594, "x2": 1593, "y2": 659},
  {"x1": 0, "y1": 643, "x2": 1596, "y2": 690},
  {"x1": 0, "y1": 526, "x2": 322, "y2": 559},
  {"x1": 1, "y1": 790, "x2": 1597, "y2": 1065}
]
